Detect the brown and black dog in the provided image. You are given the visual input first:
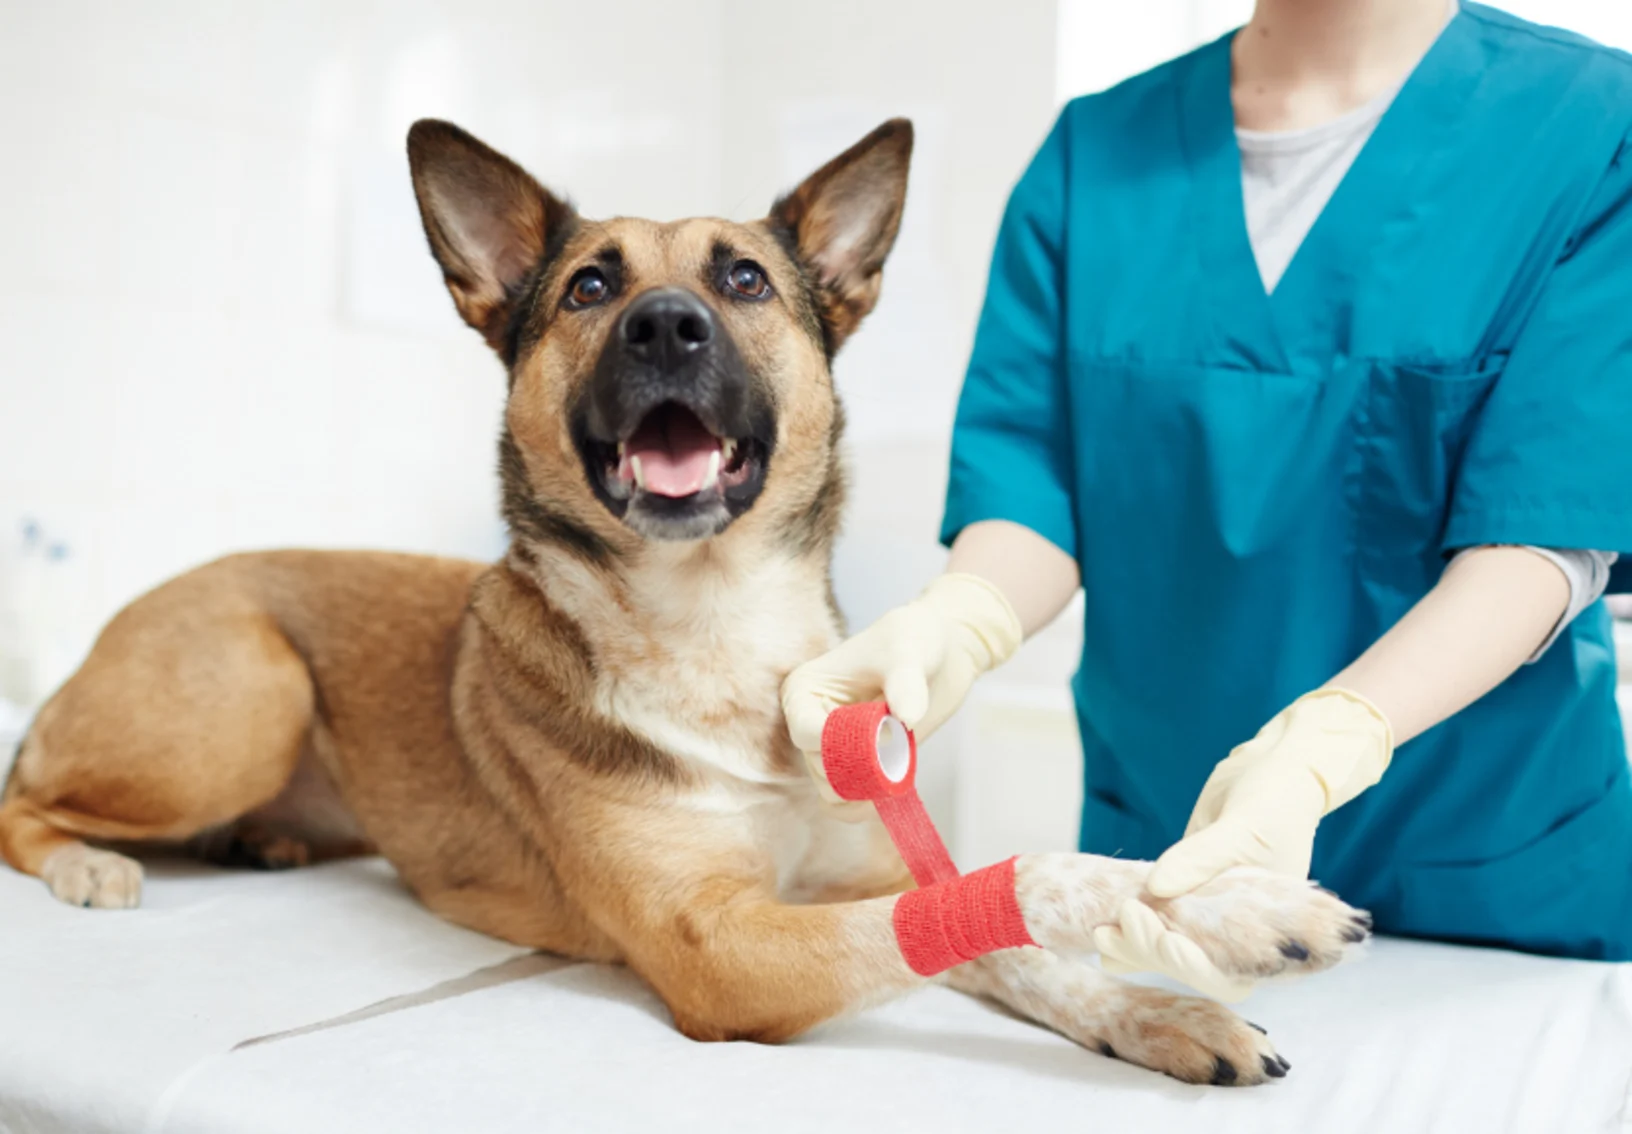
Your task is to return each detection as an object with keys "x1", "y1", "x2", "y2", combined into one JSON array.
[{"x1": 0, "y1": 119, "x2": 1367, "y2": 1085}]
